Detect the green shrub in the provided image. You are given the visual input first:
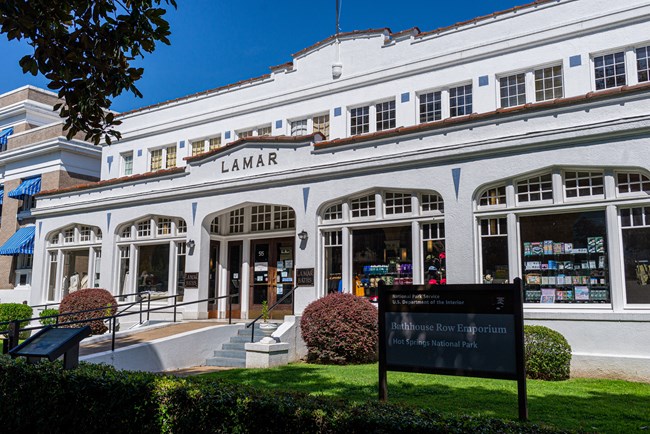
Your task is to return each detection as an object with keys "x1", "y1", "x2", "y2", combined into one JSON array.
[
  {"x1": 0, "y1": 355, "x2": 569, "y2": 434},
  {"x1": 301, "y1": 293, "x2": 378, "y2": 365},
  {"x1": 0, "y1": 303, "x2": 33, "y2": 339},
  {"x1": 524, "y1": 325, "x2": 572, "y2": 381},
  {"x1": 39, "y1": 308, "x2": 59, "y2": 326},
  {"x1": 59, "y1": 288, "x2": 117, "y2": 335}
]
